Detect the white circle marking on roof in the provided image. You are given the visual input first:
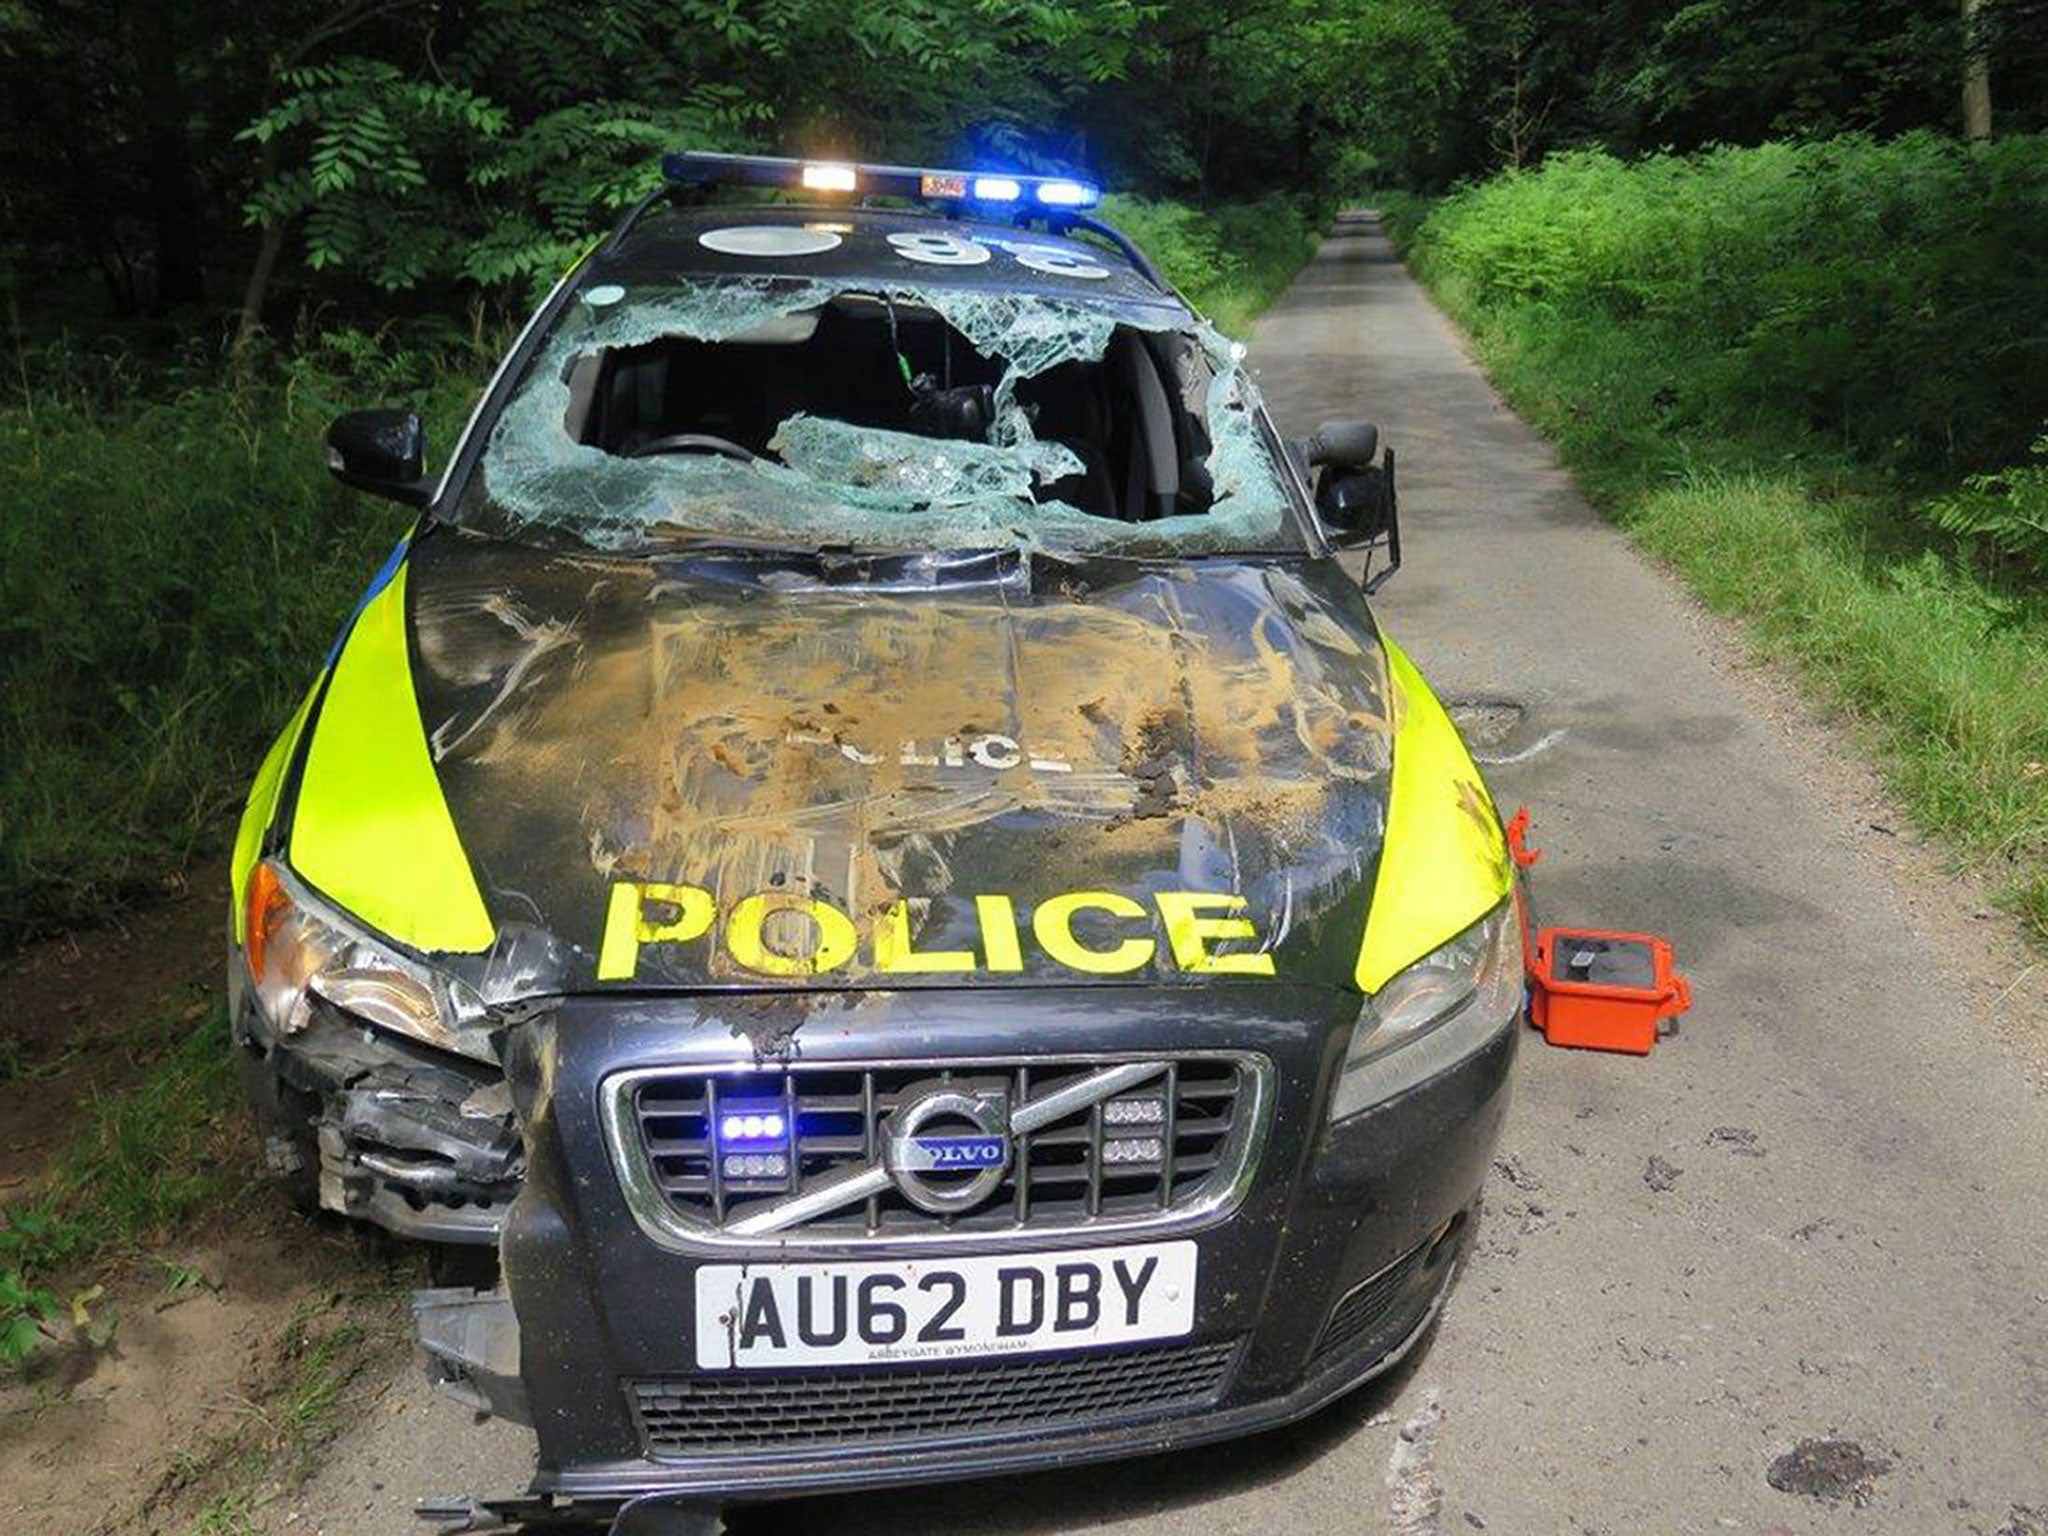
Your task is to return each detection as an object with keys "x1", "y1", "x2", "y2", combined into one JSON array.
[
  {"x1": 886, "y1": 231, "x2": 993, "y2": 267},
  {"x1": 699, "y1": 226, "x2": 844, "y2": 257},
  {"x1": 582, "y1": 283, "x2": 627, "y2": 307},
  {"x1": 1009, "y1": 244, "x2": 1109, "y2": 280}
]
